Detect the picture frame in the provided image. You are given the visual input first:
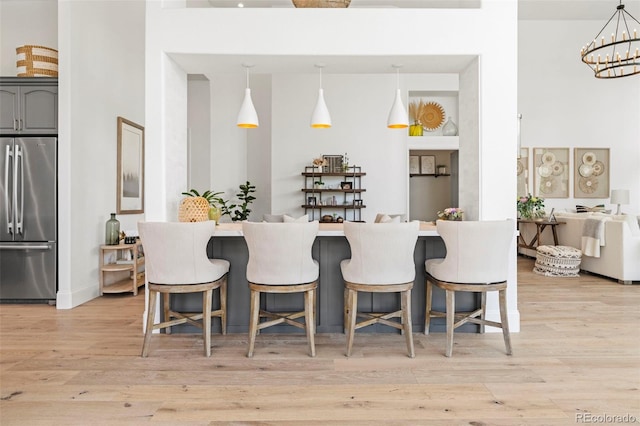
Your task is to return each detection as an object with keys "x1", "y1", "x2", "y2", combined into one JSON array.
[
  {"x1": 533, "y1": 147, "x2": 569, "y2": 198},
  {"x1": 117, "y1": 117, "x2": 145, "y2": 214},
  {"x1": 409, "y1": 155, "x2": 420, "y2": 174},
  {"x1": 574, "y1": 148, "x2": 609, "y2": 198},
  {"x1": 548, "y1": 208, "x2": 556, "y2": 223},
  {"x1": 340, "y1": 181, "x2": 352, "y2": 190},
  {"x1": 322, "y1": 154, "x2": 343, "y2": 173},
  {"x1": 420, "y1": 155, "x2": 436, "y2": 175},
  {"x1": 307, "y1": 196, "x2": 317, "y2": 206},
  {"x1": 517, "y1": 147, "x2": 529, "y2": 197}
]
